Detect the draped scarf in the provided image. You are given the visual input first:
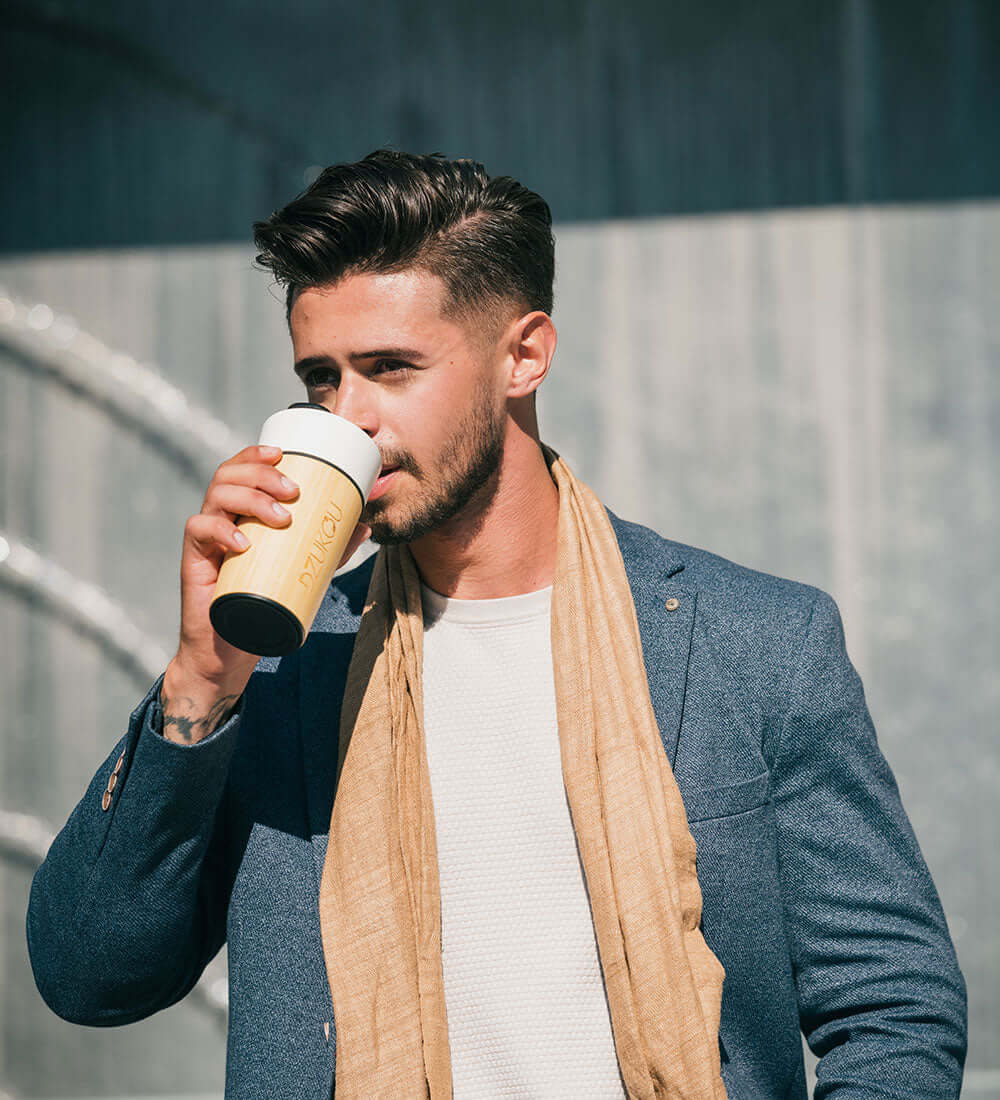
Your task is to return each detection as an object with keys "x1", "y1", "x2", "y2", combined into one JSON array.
[{"x1": 319, "y1": 444, "x2": 727, "y2": 1098}]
